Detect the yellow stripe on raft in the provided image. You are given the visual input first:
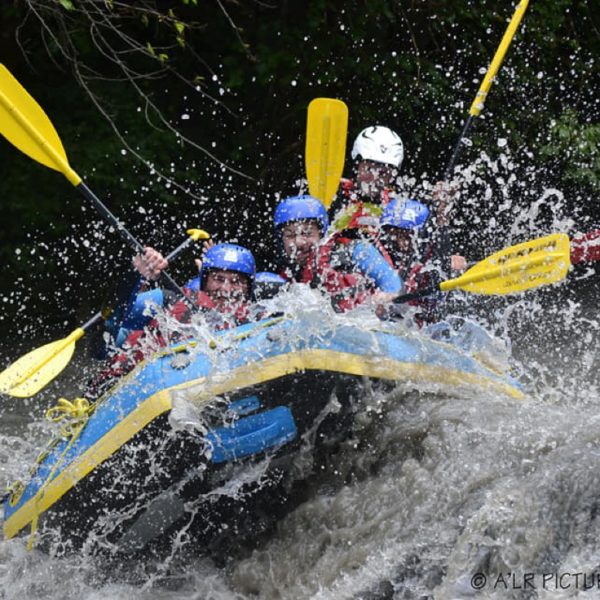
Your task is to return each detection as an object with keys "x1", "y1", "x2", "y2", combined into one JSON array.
[
  {"x1": 170, "y1": 348, "x2": 524, "y2": 403},
  {"x1": 4, "y1": 348, "x2": 522, "y2": 539}
]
